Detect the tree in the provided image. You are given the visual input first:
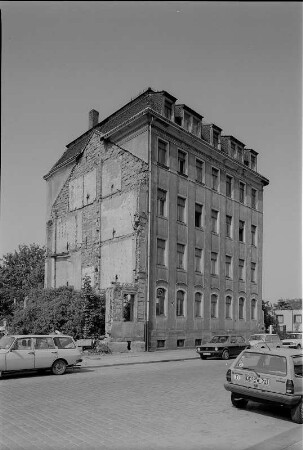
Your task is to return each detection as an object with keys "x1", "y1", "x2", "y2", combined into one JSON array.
[
  {"x1": 0, "y1": 244, "x2": 45, "y2": 319},
  {"x1": 262, "y1": 300, "x2": 277, "y2": 332}
]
